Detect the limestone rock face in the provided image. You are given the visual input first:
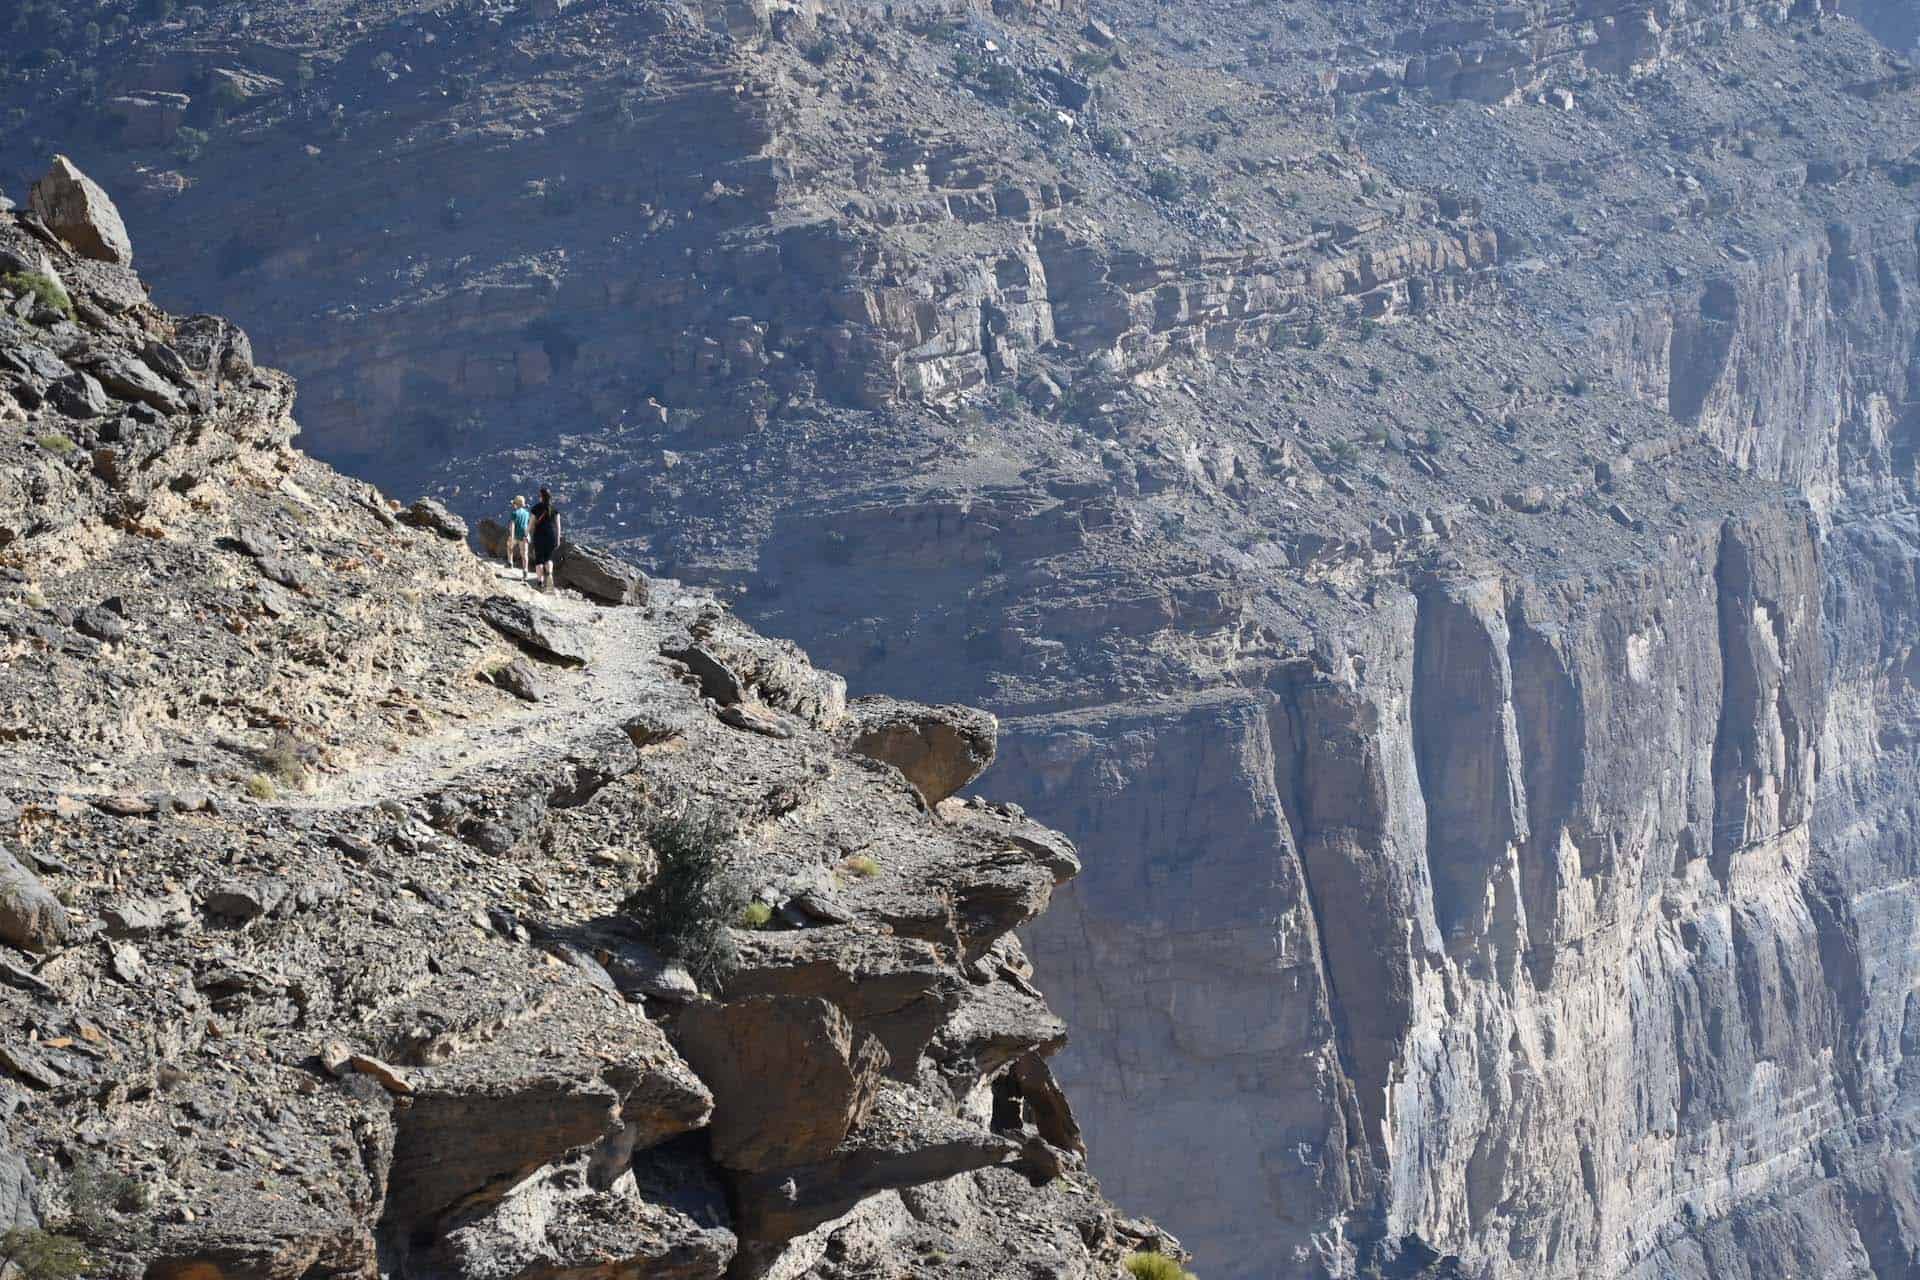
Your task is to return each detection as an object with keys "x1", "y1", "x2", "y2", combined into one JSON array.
[
  {"x1": 28, "y1": 156, "x2": 133, "y2": 265},
  {"x1": 673, "y1": 994, "x2": 889, "y2": 1171},
  {"x1": 842, "y1": 697, "x2": 998, "y2": 805}
]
